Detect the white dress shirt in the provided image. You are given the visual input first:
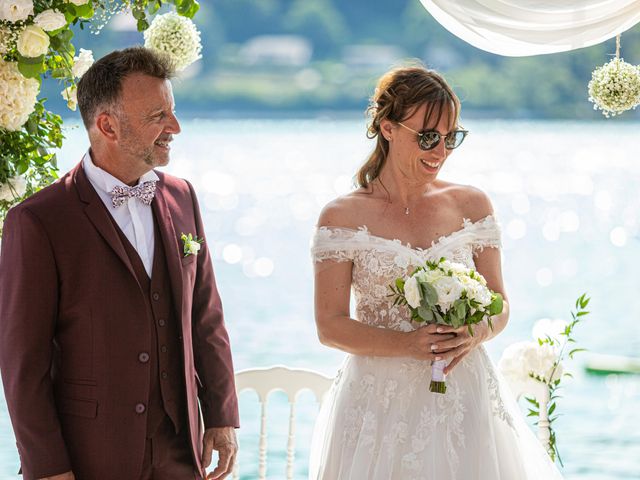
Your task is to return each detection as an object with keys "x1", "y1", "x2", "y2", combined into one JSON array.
[{"x1": 82, "y1": 151, "x2": 158, "y2": 277}]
